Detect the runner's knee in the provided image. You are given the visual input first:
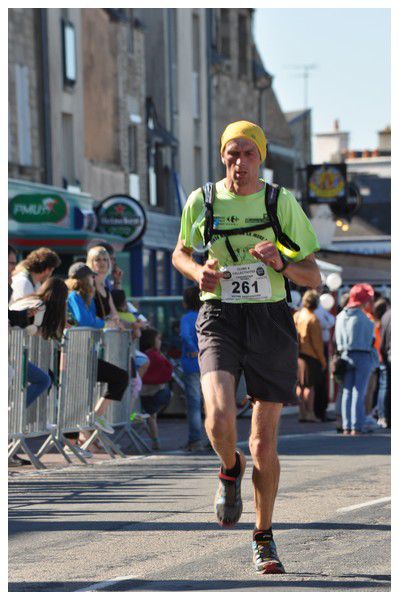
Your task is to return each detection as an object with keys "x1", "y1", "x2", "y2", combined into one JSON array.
[
  {"x1": 205, "y1": 409, "x2": 235, "y2": 439},
  {"x1": 249, "y1": 435, "x2": 278, "y2": 463}
]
